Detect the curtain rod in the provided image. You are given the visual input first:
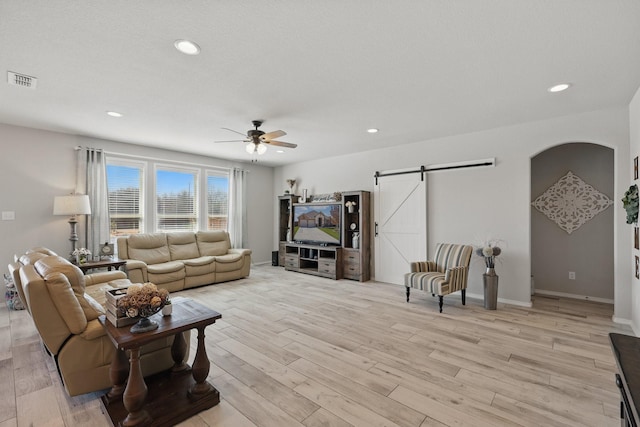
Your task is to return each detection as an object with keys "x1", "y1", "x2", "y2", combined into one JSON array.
[
  {"x1": 74, "y1": 145, "x2": 245, "y2": 173},
  {"x1": 374, "y1": 158, "x2": 495, "y2": 185}
]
